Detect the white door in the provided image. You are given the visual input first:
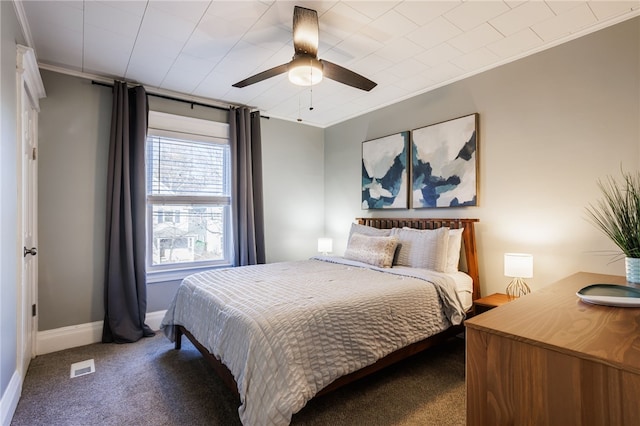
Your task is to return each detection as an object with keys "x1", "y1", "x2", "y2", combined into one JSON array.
[
  {"x1": 19, "y1": 96, "x2": 37, "y2": 370},
  {"x1": 16, "y1": 45, "x2": 45, "y2": 375}
]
